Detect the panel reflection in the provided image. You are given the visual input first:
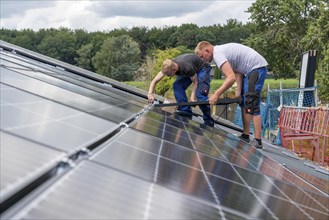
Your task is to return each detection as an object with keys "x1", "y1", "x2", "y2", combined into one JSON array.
[
  {"x1": 91, "y1": 141, "x2": 158, "y2": 181},
  {"x1": 156, "y1": 158, "x2": 216, "y2": 203}
]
